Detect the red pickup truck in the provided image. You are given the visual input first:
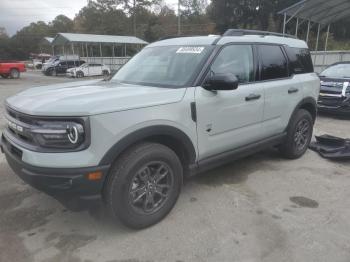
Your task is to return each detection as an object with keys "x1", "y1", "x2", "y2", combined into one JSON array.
[{"x1": 0, "y1": 61, "x2": 26, "y2": 79}]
